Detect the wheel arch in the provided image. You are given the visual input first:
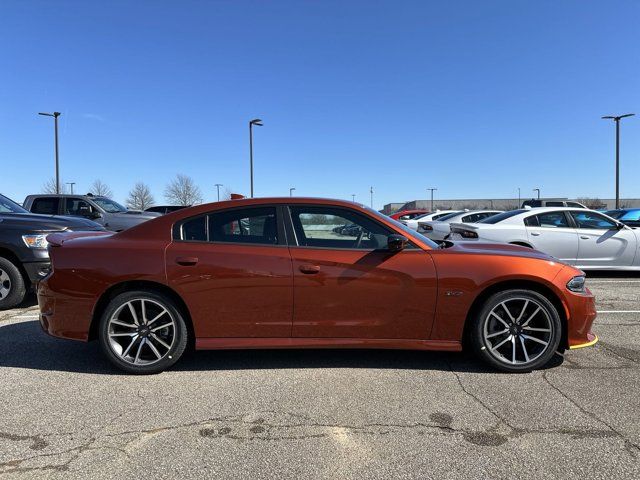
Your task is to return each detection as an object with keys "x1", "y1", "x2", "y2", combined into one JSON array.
[
  {"x1": 0, "y1": 247, "x2": 30, "y2": 288},
  {"x1": 462, "y1": 279, "x2": 568, "y2": 351},
  {"x1": 89, "y1": 280, "x2": 195, "y2": 349}
]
